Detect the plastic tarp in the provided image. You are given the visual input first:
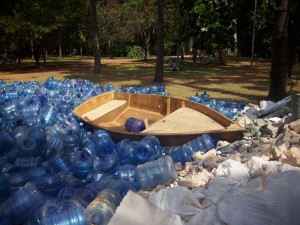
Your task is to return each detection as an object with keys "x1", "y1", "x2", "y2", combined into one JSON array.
[
  {"x1": 108, "y1": 190, "x2": 184, "y2": 225},
  {"x1": 149, "y1": 157, "x2": 300, "y2": 225}
]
